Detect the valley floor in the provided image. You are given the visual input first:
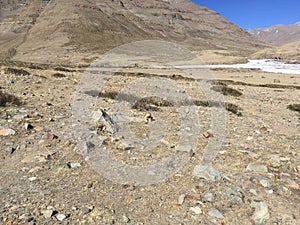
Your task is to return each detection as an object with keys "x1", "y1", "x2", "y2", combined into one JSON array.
[{"x1": 0, "y1": 62, "x2": 299, "y2": 225}]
